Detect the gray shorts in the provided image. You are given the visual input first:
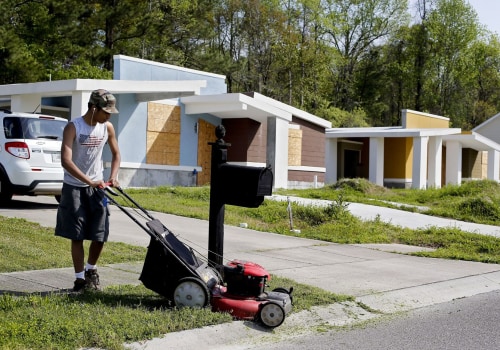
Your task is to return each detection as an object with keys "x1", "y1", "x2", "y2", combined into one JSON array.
[{"x1": 55, "y1": 183, "x2": 110, "y2": 242}]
